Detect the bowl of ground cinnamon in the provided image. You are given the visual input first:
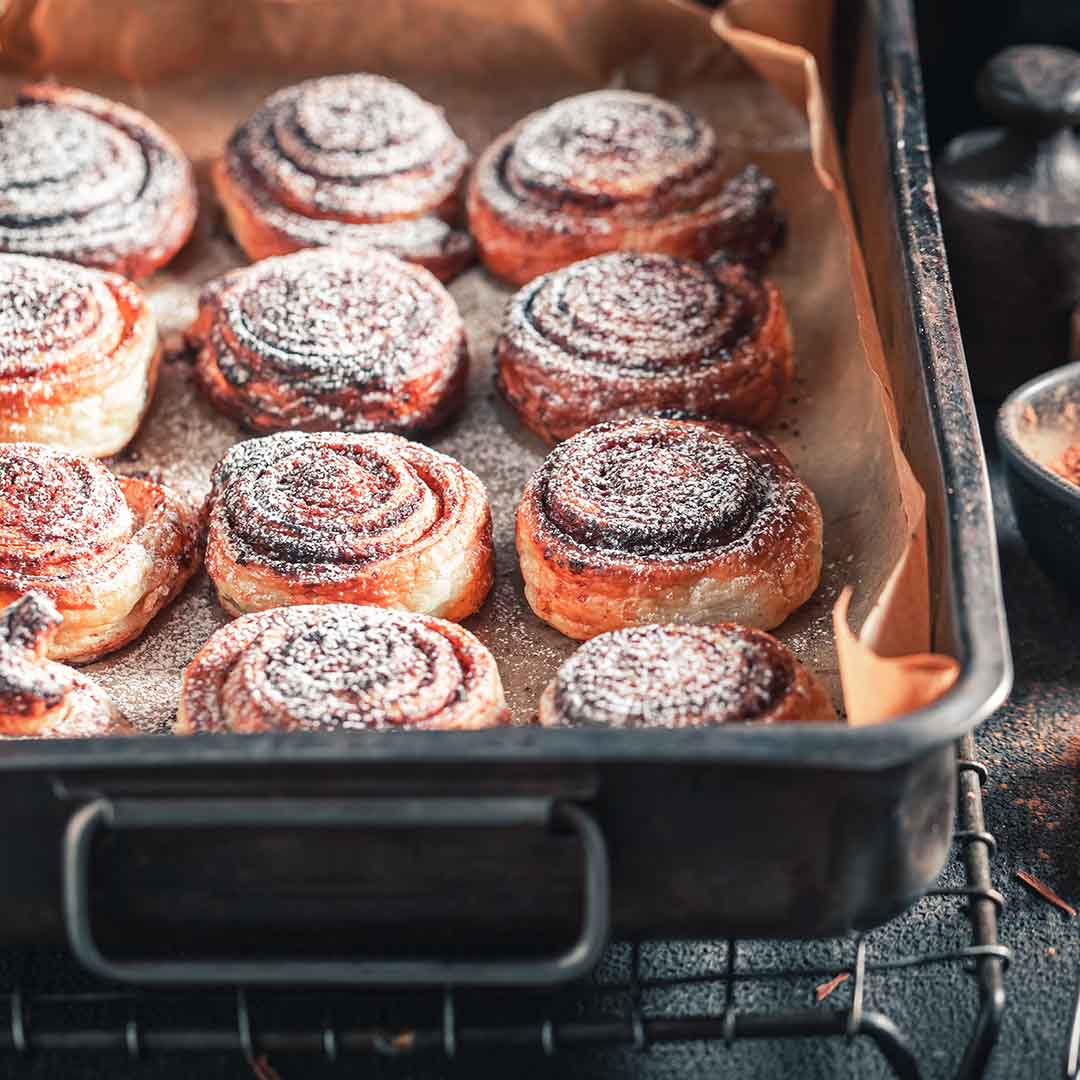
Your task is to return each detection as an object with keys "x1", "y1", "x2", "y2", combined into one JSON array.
[{"x1": 998, "y1": 361, "x2": 1080, "y2": 595}]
